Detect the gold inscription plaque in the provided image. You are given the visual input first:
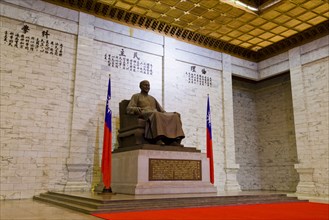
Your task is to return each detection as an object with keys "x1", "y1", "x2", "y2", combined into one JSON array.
[{"x1": 149, "y1": 159, "x2": 202, "y2": 181}]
